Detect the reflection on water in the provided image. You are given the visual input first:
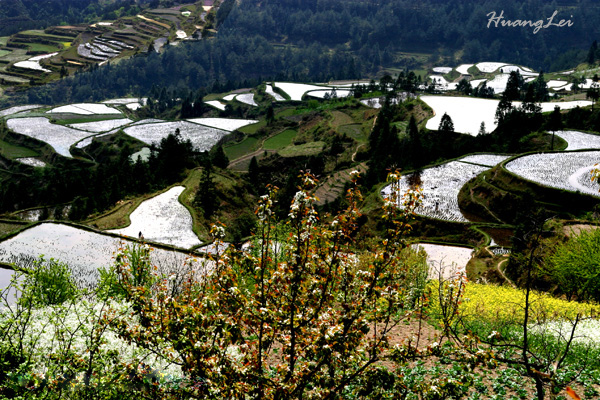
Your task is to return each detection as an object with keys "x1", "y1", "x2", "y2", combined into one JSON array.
[{"x1": 0, "y1": 223, "x2": 212, "y2": 292}]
